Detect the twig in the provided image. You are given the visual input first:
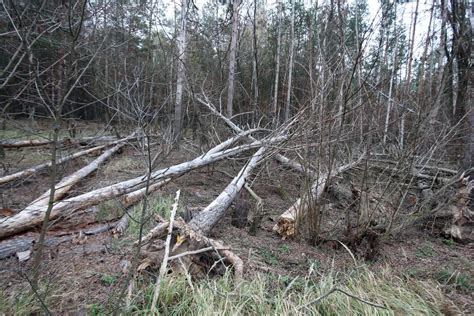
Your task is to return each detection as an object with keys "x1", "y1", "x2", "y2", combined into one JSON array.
[
  {"x1": 299, "y1": 287, "x2": 387, "y2": 311},
  {"x1": 134, "y1": 222, "x2": 169, "y2": 246},
  {"x1": 168, "y1": 246, "x2": 229, "y2": 261},
  {"x1": 150, "y1": 189, "x2": 180, "y2": 312}
]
